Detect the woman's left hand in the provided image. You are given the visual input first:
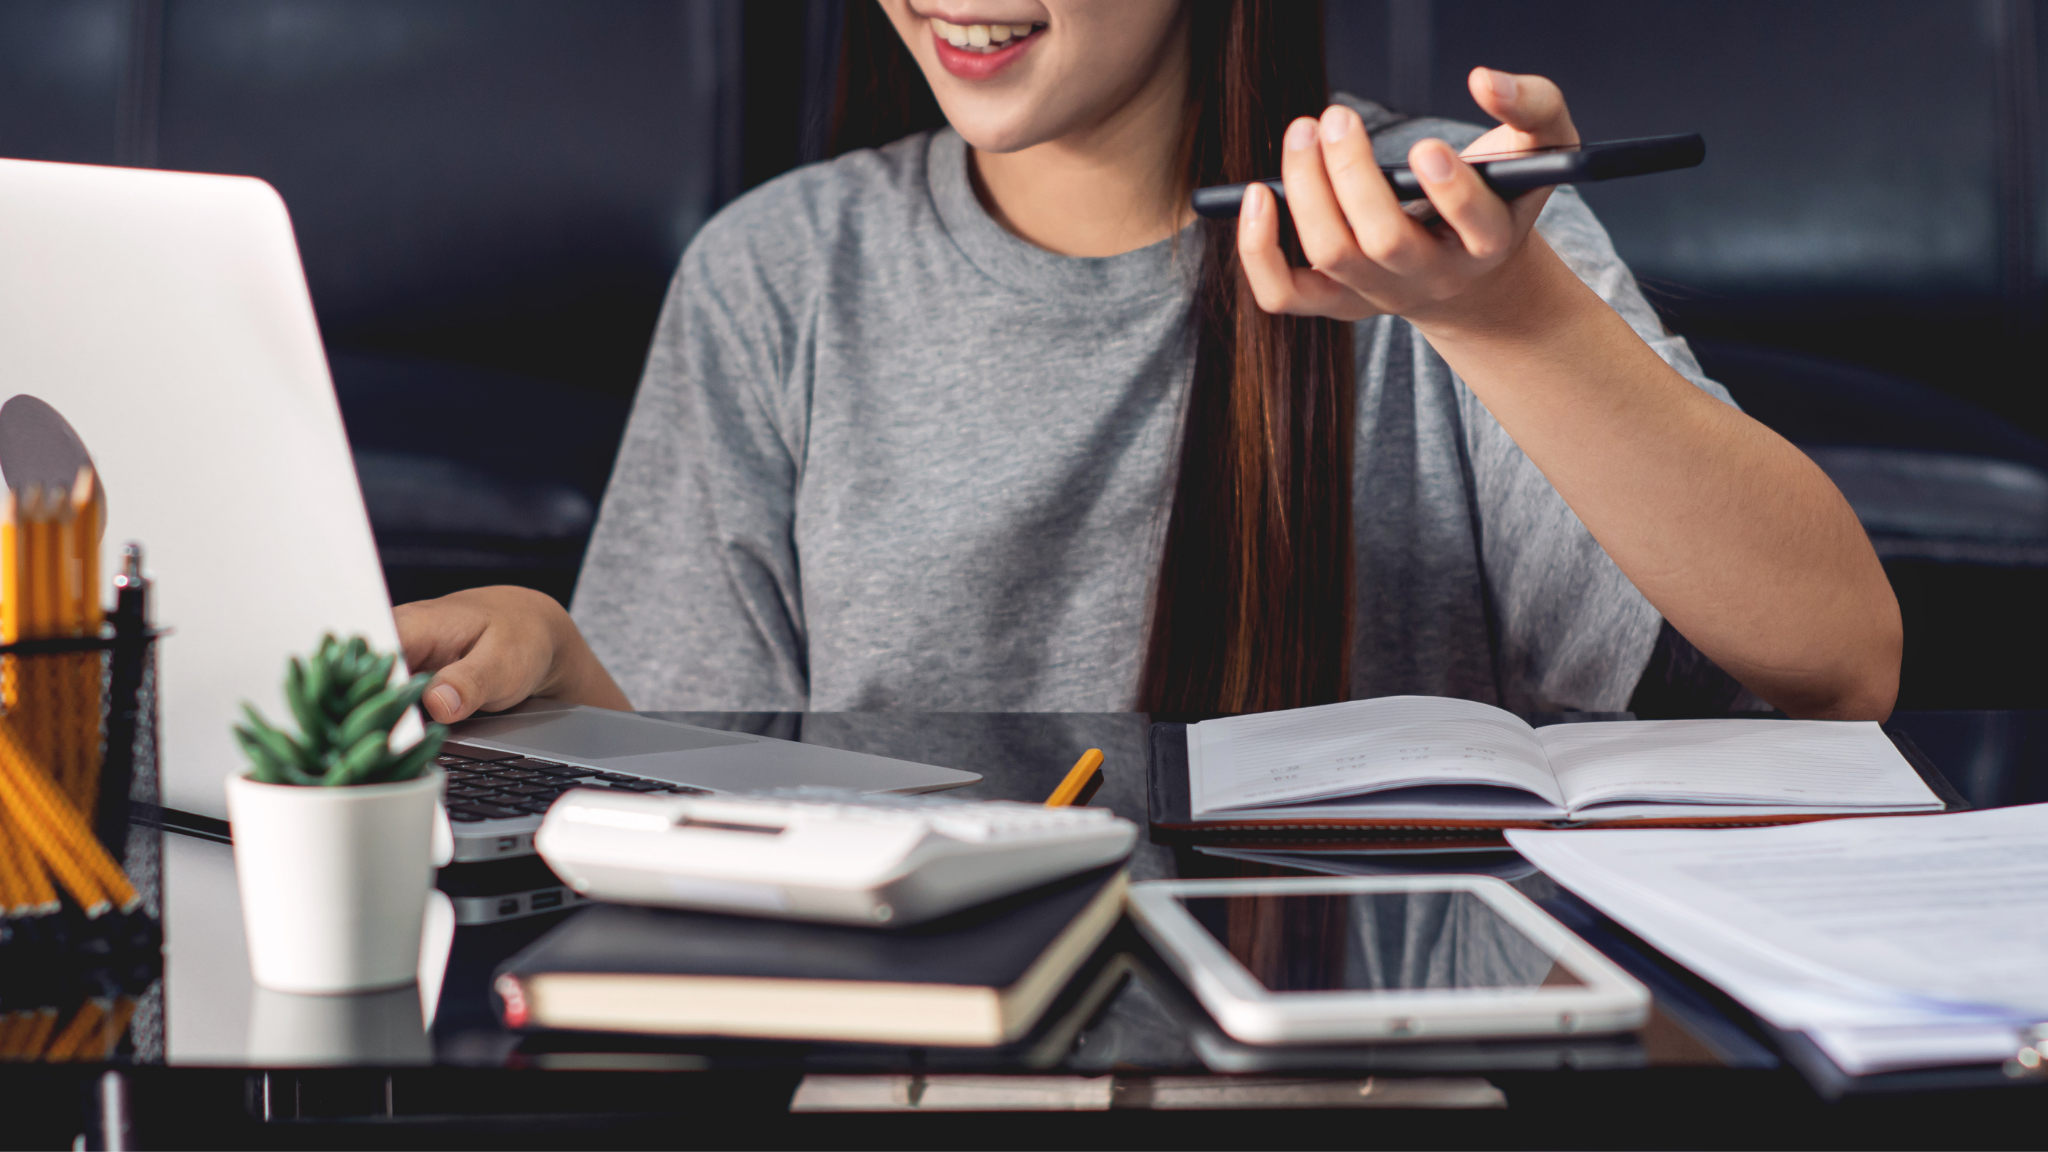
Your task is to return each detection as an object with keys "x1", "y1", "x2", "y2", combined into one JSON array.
[{"x1": 1237, "y1": 67, "x2": 1578, "y2": 325}]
